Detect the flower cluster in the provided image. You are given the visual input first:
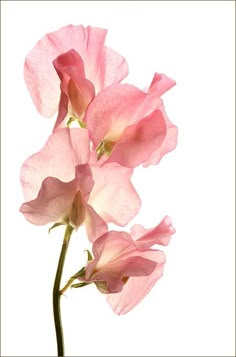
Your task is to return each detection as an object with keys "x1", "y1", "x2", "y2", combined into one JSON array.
[{"x1": 20, "y1": 25, "x2": 177, "y2": 315}]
